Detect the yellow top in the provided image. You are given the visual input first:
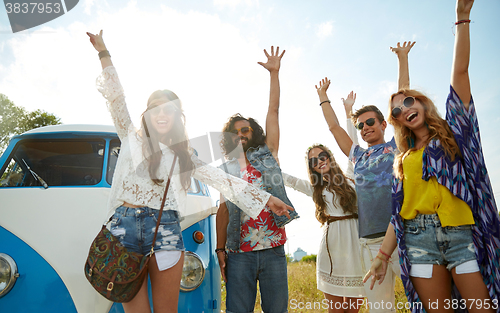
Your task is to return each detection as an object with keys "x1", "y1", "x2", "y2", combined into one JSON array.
[{"x1": 400, "y1": 148, "x2": 474, "y2": 226}]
